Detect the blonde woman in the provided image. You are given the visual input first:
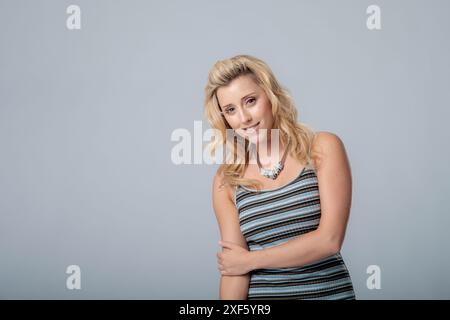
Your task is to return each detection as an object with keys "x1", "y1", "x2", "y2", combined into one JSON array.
[{"x1": 204, "y1": 55, "x2": 356, "y2": 300}]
